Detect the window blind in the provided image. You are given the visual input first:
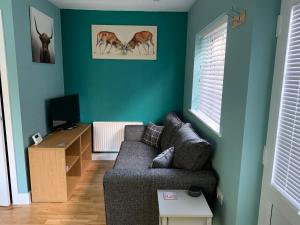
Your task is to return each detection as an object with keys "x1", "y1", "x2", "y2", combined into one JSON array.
[
  {"x1": 272, "y1": 3, "x2": 300, "y2": 210},
  {"x1": 191, "y1": 19, "x2": 227, "y2": 133}
]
